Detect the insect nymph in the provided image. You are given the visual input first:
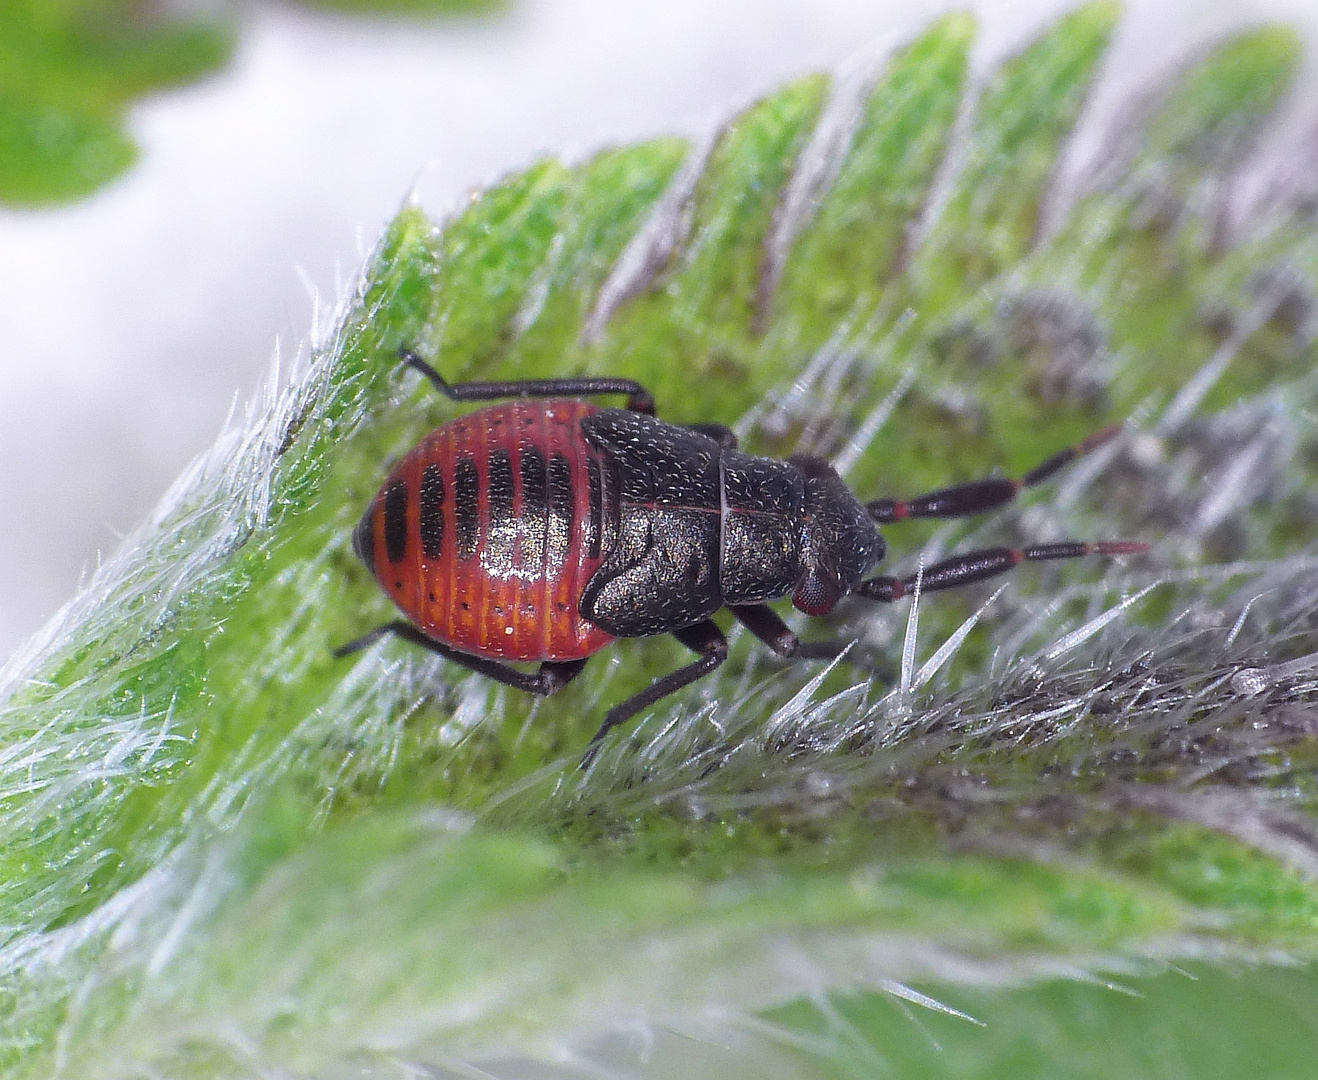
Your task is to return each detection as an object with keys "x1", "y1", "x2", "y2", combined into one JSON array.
[{"x1": 337, "y1": 351, "x2": 1144, "y2": 761}]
